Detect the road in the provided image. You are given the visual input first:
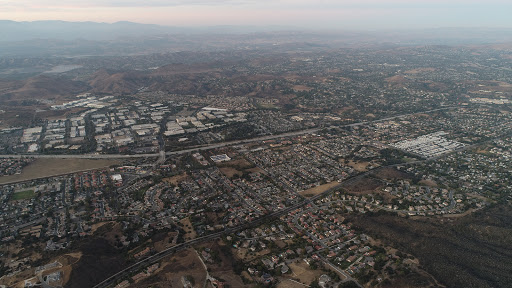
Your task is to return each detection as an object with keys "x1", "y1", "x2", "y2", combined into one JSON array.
[
  {"x1": 0, "y1": 106, "x2": 458, "y2": 160},
  {"x1": 317, "y1": 254, "x2": 363, "y2": 288},
  {"x1": 0, "y1": 128, "x2": 321, "y2": 160},
  {"x1": 91, "y1": 163, "x2": 387, "y2": 288},
  {"x1": 92, "y1": 137, "x2": 470, "y2": 288},
  {"x1": 0, "y1": 153, "x2": 159, "y2": 159},
  {"x1": 2, "y1": 106, "x2": 461, "y2": 287},
  {"x1": 194, "y1": 249, "x2": 212, "y2": 288},
  {"x1": 91, "y1": 185, "x2": 338, "y2": 287}
]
